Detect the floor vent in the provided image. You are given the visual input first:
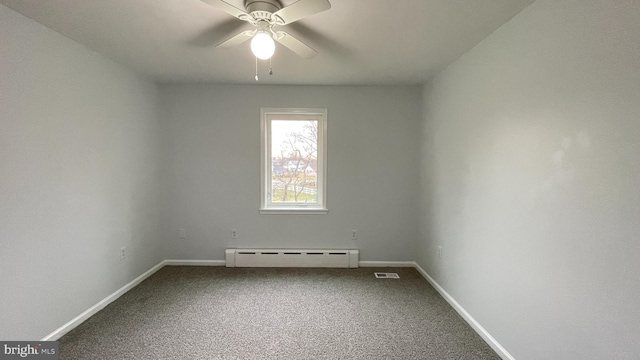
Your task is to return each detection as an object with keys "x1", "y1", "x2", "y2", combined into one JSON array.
[
  {"x1": 226, "y1": 249, "x2": 359, "y2": 268},
  {"x1": 374, "y1": 272, "x2": 400, "y2": 279}
]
